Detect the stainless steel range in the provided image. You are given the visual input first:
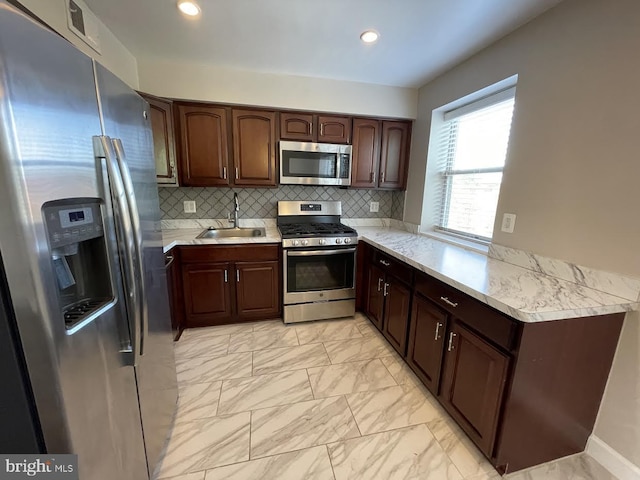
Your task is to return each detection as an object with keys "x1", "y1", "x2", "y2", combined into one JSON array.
[{"x1": 278, "y1": 201, "x2": 358, "y2": 323}]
